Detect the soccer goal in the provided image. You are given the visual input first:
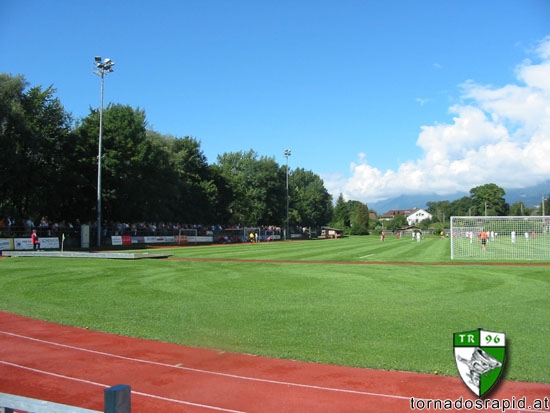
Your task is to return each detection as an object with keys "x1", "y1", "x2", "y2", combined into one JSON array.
[
  {"x1": 244, "y1": 227, "x2": 261, "y2": 242},
  {"x1": 177, "y1": 228, "x2": 198, "y2": 245},
  {"x1": 450, "y1": 216, "x2": 550, "y2": 260}
]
